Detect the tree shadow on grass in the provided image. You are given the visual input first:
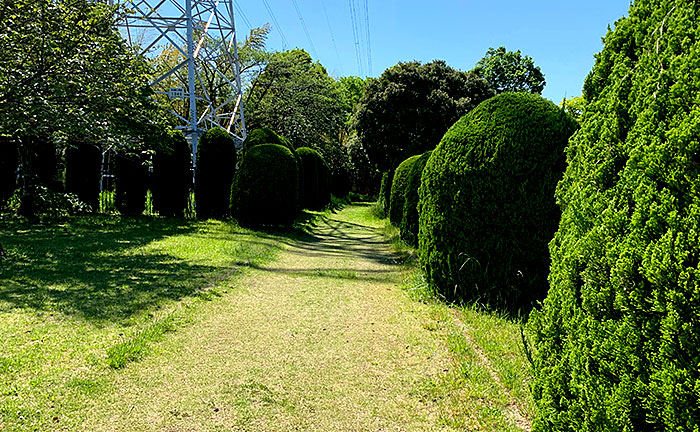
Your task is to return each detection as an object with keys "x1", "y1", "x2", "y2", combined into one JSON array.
[{"x1": 0, "y1": 215, "x2": 267, "y2": 323}]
